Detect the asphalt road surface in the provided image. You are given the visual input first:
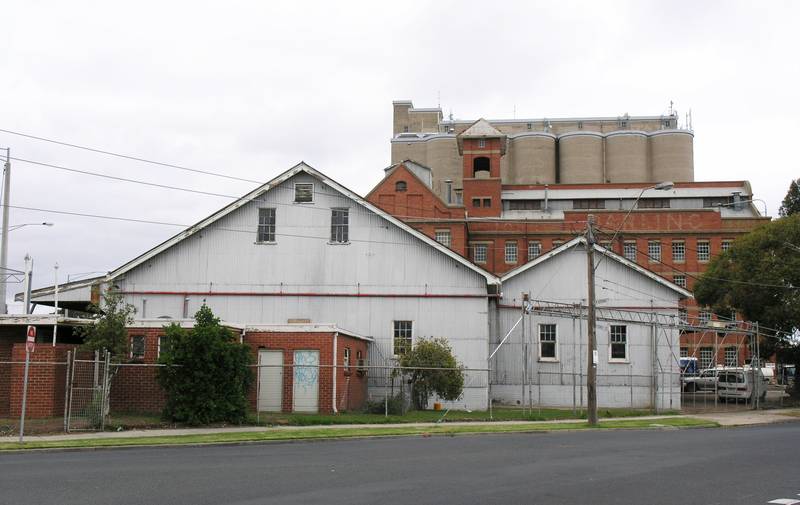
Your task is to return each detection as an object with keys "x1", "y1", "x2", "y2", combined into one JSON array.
[{"x1": 2, "y1": 424, "x2": 799, "y2": 505}]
